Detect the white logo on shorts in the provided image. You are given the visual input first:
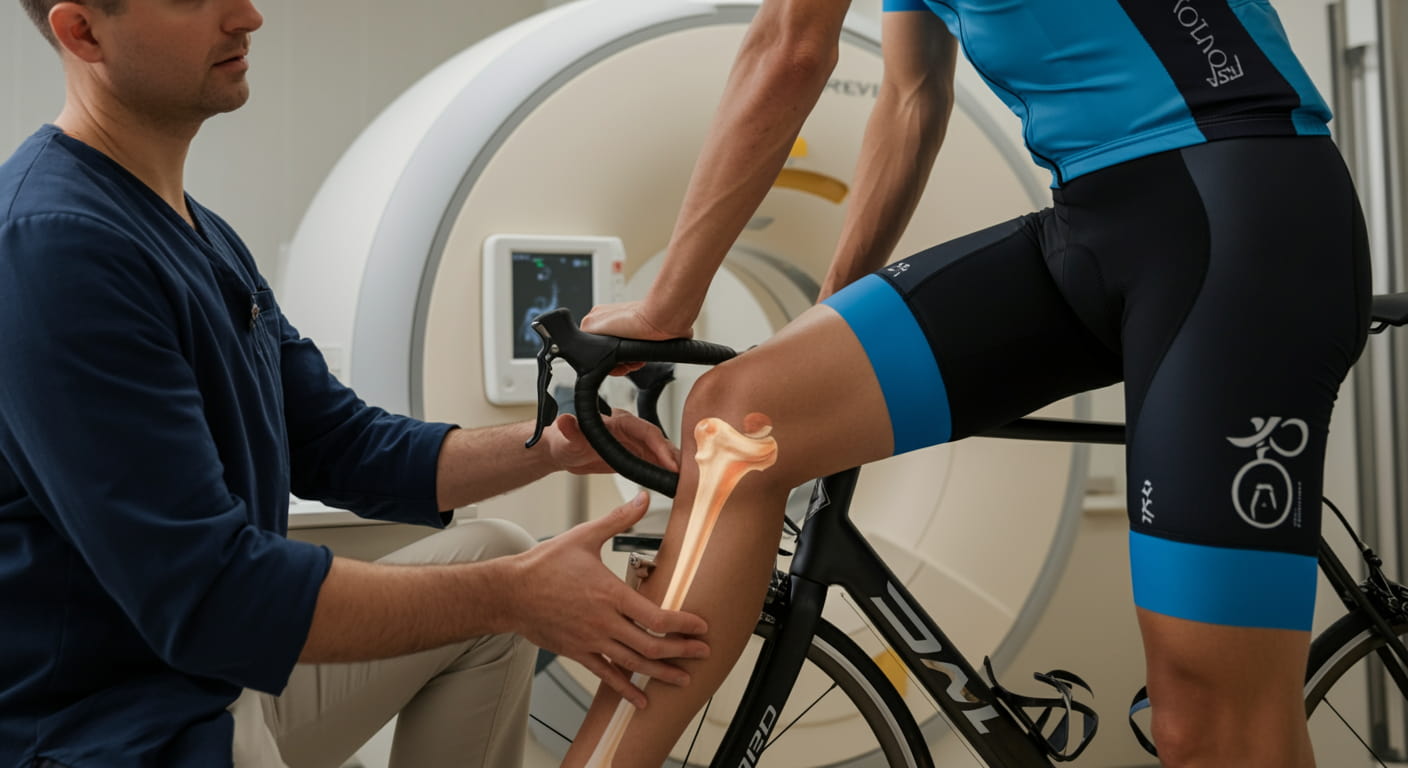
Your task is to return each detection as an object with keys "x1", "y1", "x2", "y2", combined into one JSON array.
[{"x1": 1226, "y1": 417, "x2": 1308, "y2": 529}]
